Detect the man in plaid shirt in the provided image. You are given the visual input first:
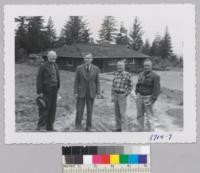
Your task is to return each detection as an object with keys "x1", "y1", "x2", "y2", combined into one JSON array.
[{"x1": 111, "y1": 60, "x2": 133, "y2": 132}]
